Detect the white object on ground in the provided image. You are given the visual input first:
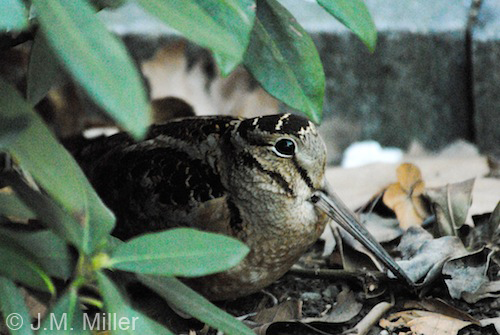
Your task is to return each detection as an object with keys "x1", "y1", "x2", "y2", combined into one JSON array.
[{"x1": 341, "y1": 140, "x2": 403, "y2": 168}]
